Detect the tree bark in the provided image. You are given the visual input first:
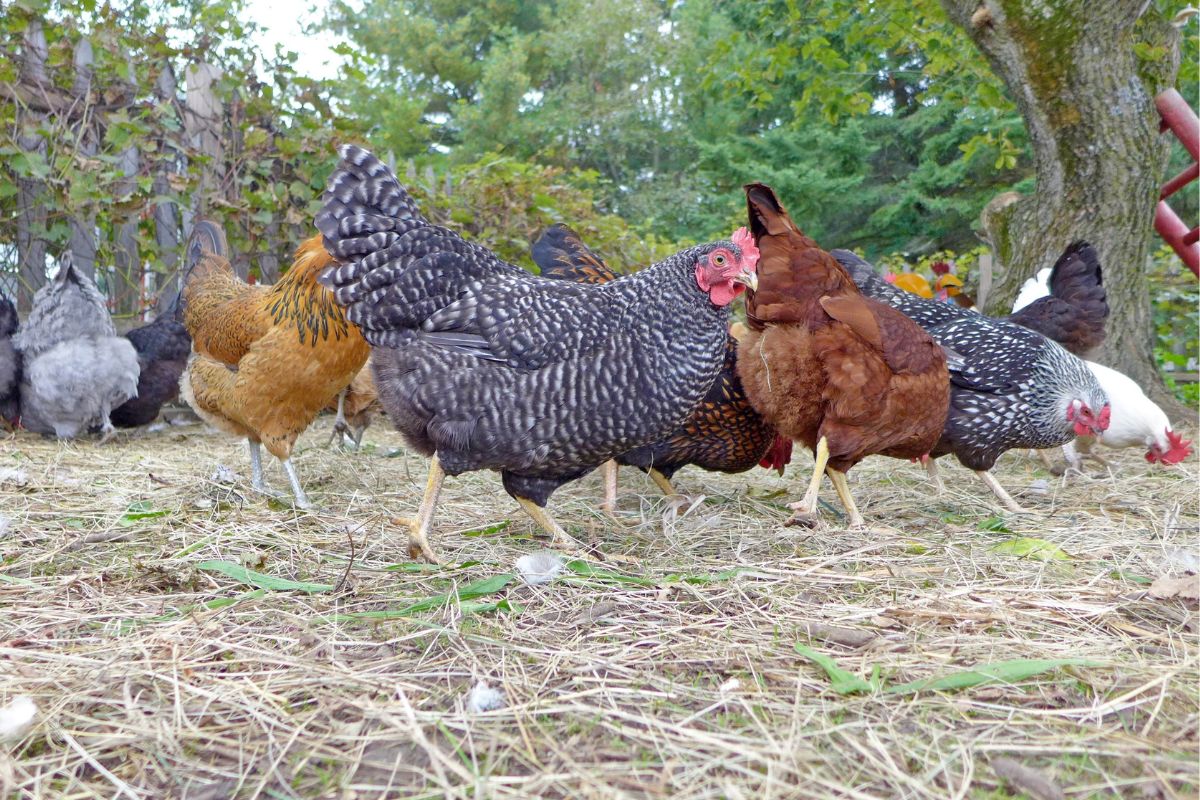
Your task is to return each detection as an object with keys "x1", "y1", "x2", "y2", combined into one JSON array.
[
  {"x1": 15, "y1": 19, "x2": 50, "y2": 313},
  {"x1": 153, "y1": 63, "x2": 182, "y2": 313},
  {"x1": 939, "y1": 0, "x2": 1191, "y2": 421},
  {"x1": 68, "y1": 38, "x2": 98, "y2": 281}
]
